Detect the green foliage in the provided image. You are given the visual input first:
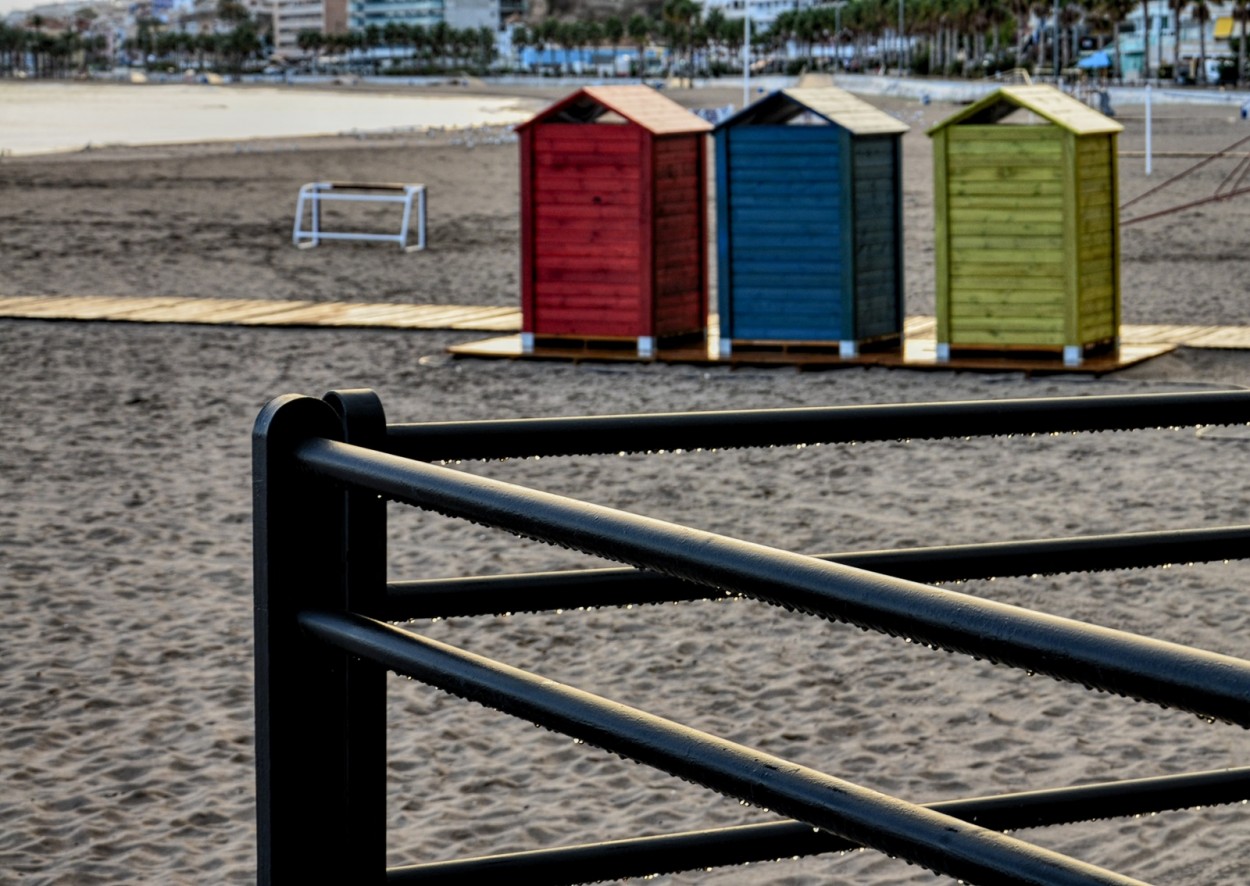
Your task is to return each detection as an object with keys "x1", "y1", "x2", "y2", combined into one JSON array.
[
  {"x1": 1214, "y1": 56, "x2": 1239, "y2": 84},
  {"x1": 911, "y1": 44, "x2": 930, "y2": 75},
  {"x1": 216, "y1": 0, "x2": 249, "y2": 24},
  {"x1": 1, "y1": 13, "x2": 119, "y2": 75}
]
